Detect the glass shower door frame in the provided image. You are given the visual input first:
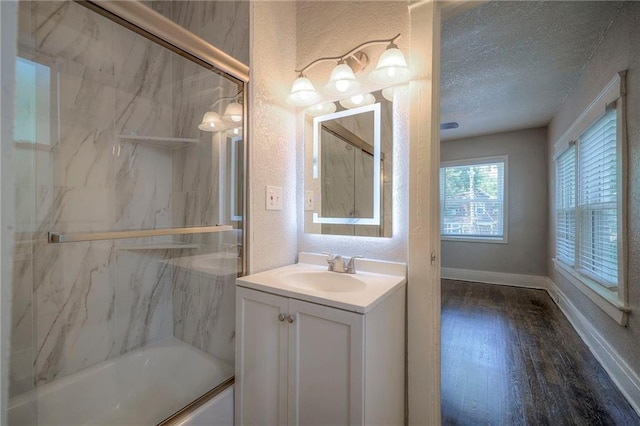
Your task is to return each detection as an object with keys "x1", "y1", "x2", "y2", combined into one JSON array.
[{"x1": 78, "y1": 0, "x2": 249, "y2": 277}]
